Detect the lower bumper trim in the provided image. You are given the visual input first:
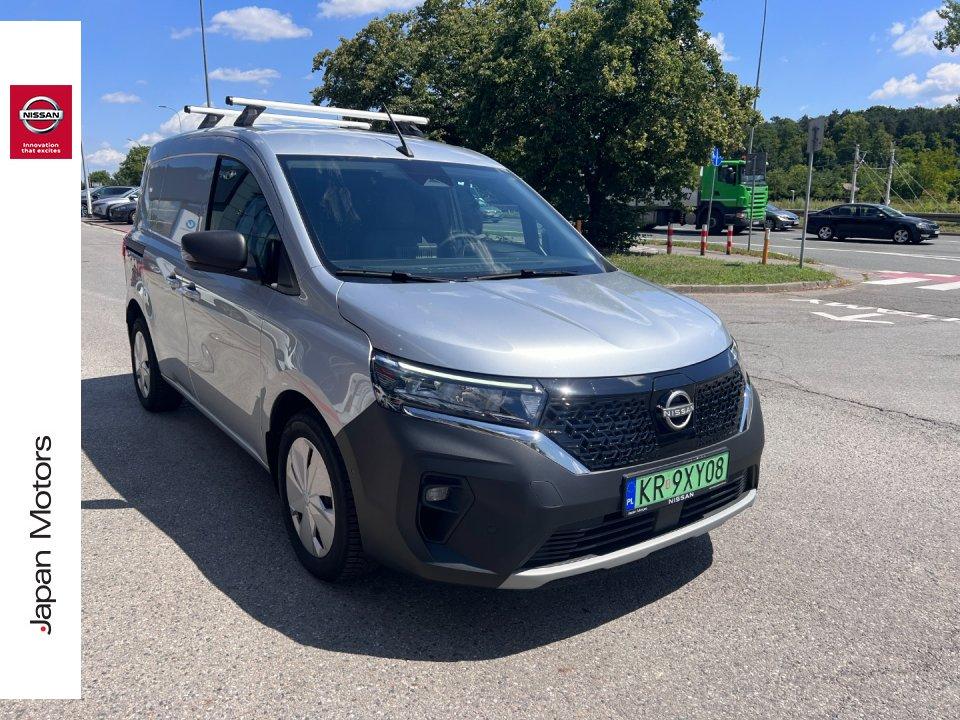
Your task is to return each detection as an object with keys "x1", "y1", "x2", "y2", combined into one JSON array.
[{"x1": 499, "y1": 488, "x2": 757, "y2": 589}]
